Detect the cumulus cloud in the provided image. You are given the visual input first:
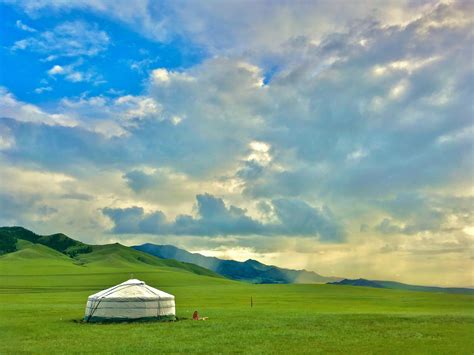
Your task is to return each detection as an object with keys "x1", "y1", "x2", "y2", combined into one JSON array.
[
  {"x1": 0, "y1": 123, "x2": 15, "y2": 151},
  {"x1": 2, "y1": 2, "x2": 472, "y2": 190},
  {"x1": 103, "y1": 193, "x2": 345, "y2": 241},
  {"x1": 1, "y1": 0, "x2": 473, "y2": 285},
  {"x1": 58, "y1": 94, "x2": 161, "y2": 122},
  {"x1": 0, "y1": 117, "x2": 127, "y2": 170},
  {"x1": 229, "y1": 2, "x2": 474, "y2": 201},
  {"x1": 2, "y1": 1, "x2": 472, "y2": 208},
  {"x1": 7, "y1": 0, "x2": 439, "y2": 54},
  {"x1": 374, "y1": 193, "x2": 474, "y2": 235},
  {"x1": 0, "y1": 87, "x2": 78, "y2": 127},
  {"x1": 0, "y1": 163, "x2": 132, "y2": 242},
  {"x1": 0, "y1": 89, "x2": 165, "y2": 139},
  {"x1": 271, "y1": 199, "x2": 345, "y2": 241},
  {"x1": 123, "y1": 169, "x2": 163, "y2": 192},
  {"x1": 0, "y1": 192, "x2": 57, "y2": 226}
]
